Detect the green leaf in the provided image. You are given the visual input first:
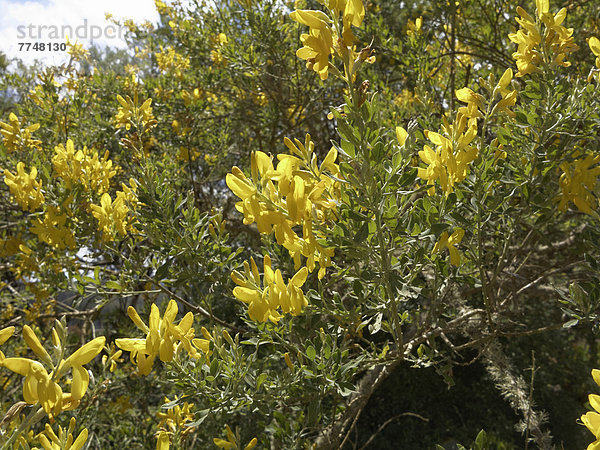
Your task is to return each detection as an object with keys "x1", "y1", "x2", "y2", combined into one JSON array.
[
  {"x1": 256, "y1": 372, "x2": 267, "y2": 389},
  {"x1": 354, "y1": 221, "x2": 370, "y2": 243},
  {"x1": 306, "y1": 345, "x2": 316, "y2": 360},
  {"x1": 105, "y1": 280, "x2": 121, "y2": 290},
  {"x1": 474, "y1": 429, "x2": 487, "y2": 449},
  {"x1": 155, "y1": 259, "x2": 172, "y2": 280}
]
